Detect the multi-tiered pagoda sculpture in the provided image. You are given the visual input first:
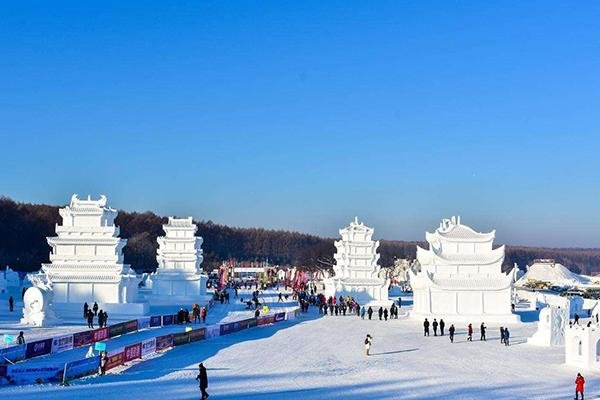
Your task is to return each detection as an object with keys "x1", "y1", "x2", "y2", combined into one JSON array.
[
  {"x1": 324, "y1": 217, "x2": 391, "y2": 306},
  {"x1": 40, "y1": 194, "x2": 147, "y2": 315},
  {"x1": 149, "y1": 217, "x2": 207, "y2": 304},
  {"x1": 409, "y1": 216, "x2": 519, "y2": 322}
]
